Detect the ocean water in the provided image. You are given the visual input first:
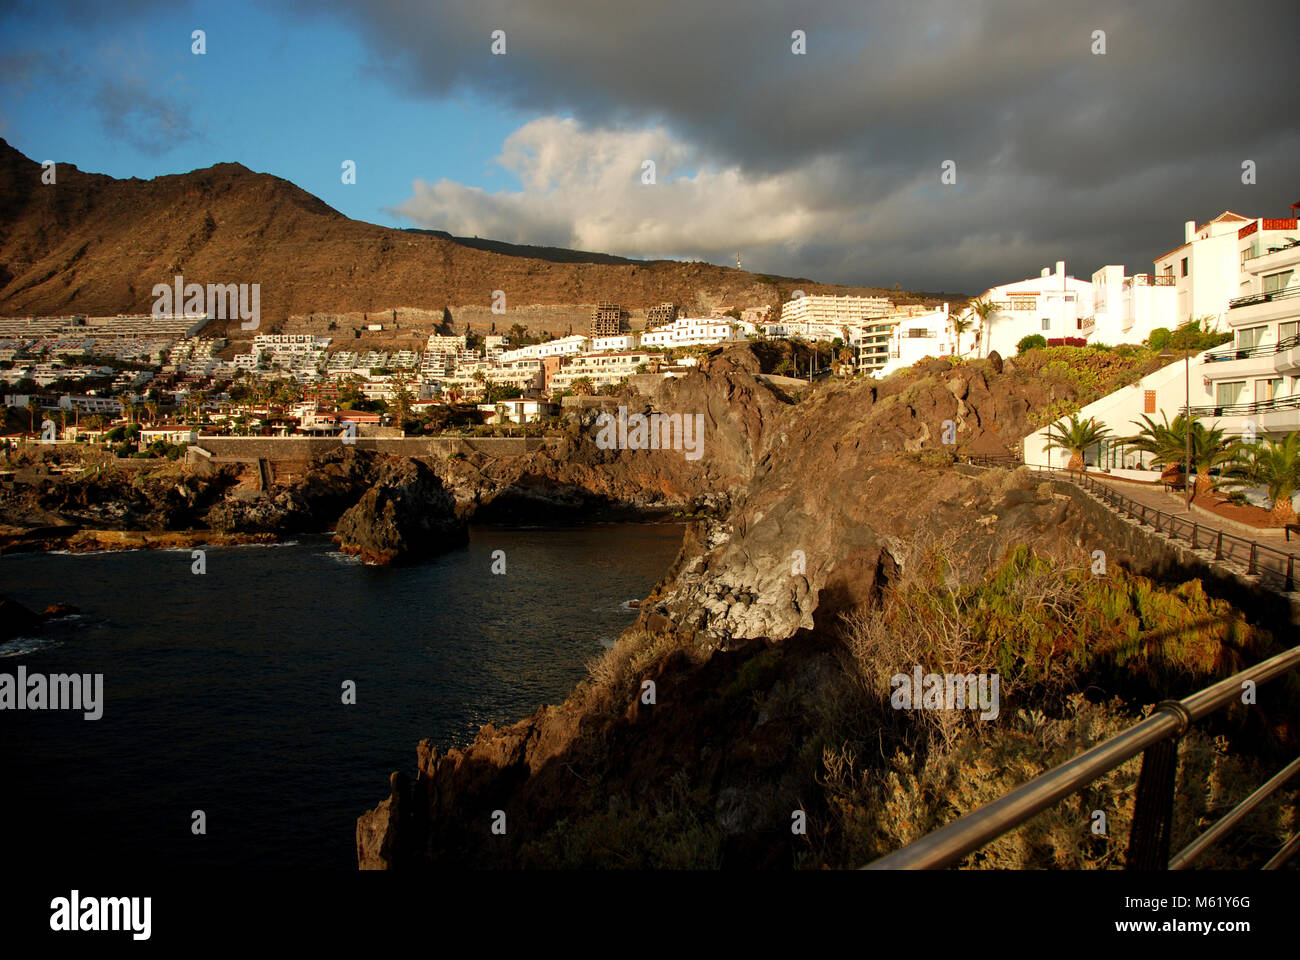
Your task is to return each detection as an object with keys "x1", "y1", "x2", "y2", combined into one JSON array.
[{"x1": 0, "y1": 523, "x2": 682, "y2": 869}]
